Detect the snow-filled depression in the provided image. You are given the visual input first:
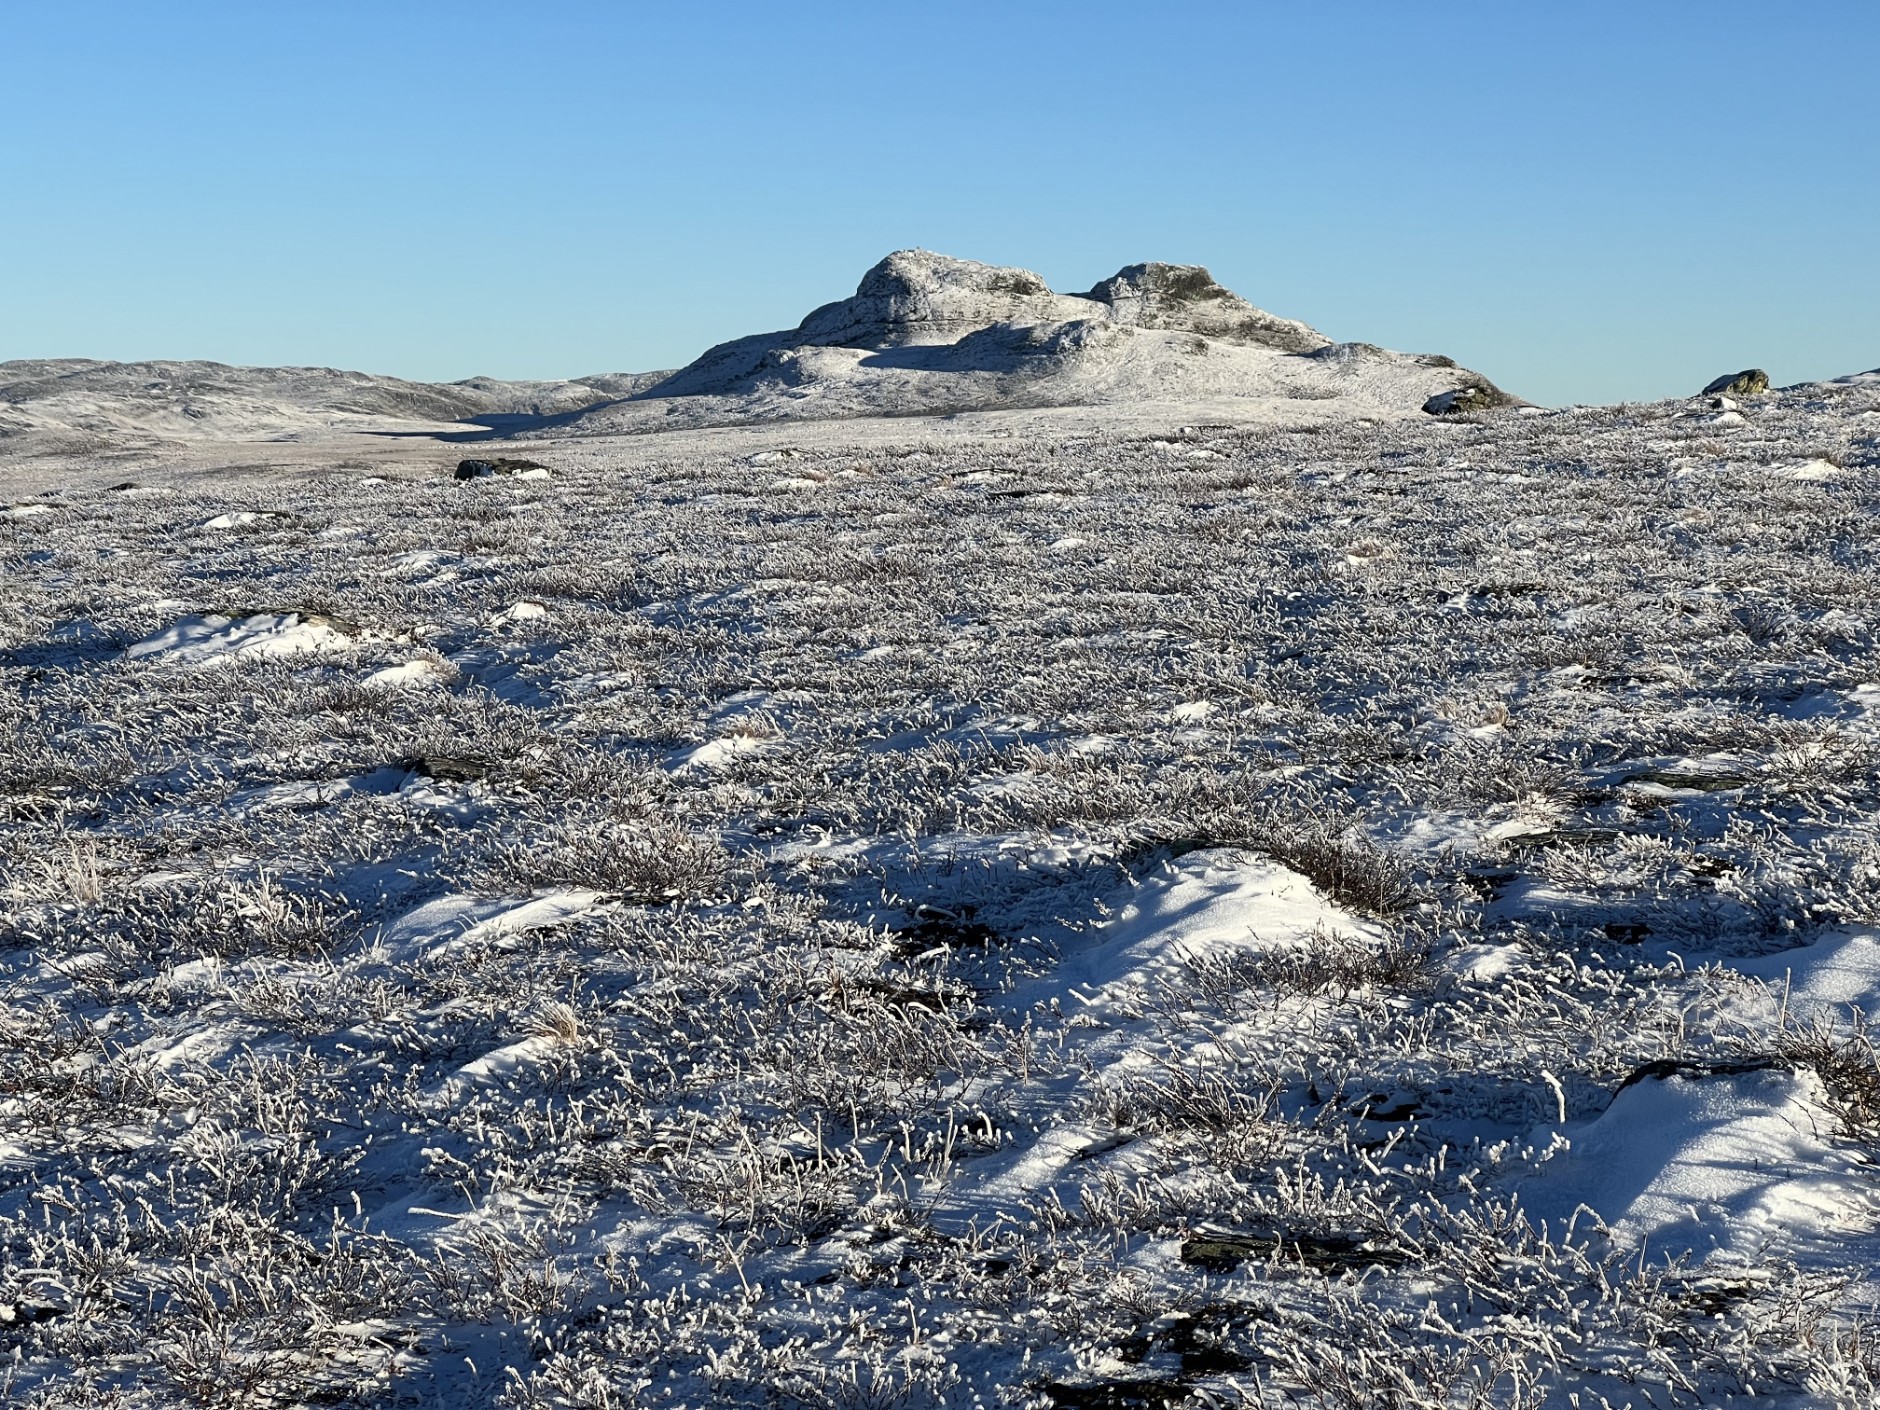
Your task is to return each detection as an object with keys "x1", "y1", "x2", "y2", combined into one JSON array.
[{"x1": 4, "y1": 375, "x2": 1880, "y2": 1407}]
